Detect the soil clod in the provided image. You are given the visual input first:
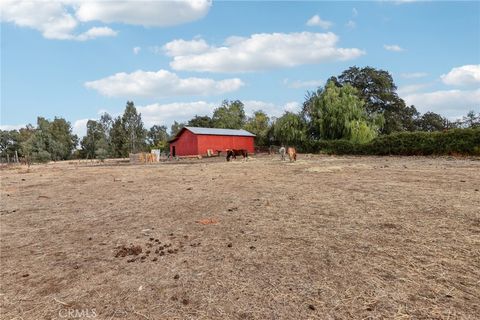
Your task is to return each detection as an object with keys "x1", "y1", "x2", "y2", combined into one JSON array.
[{"x1": 115, "y1": 245, "x2": 142, "y2": 257}]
